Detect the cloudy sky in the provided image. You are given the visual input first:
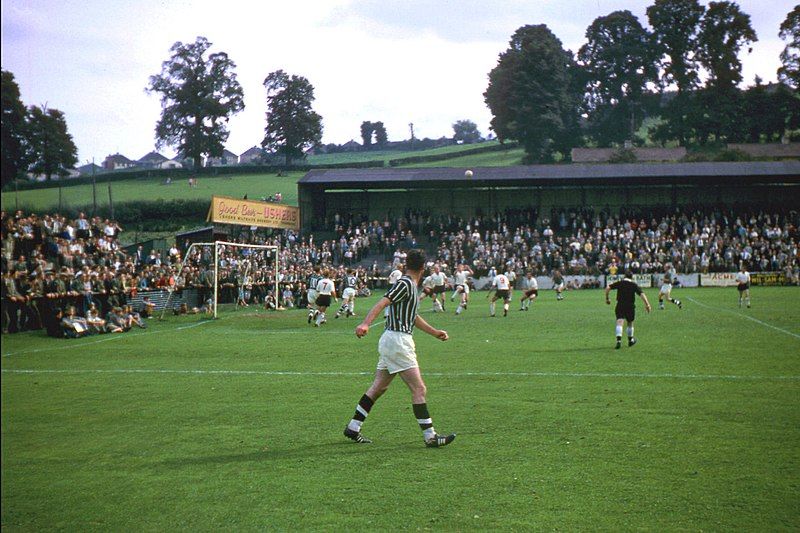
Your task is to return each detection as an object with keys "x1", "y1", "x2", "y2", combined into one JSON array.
[{"x1": 1, "y1": 0, "x2": 794, "y2": 164}]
